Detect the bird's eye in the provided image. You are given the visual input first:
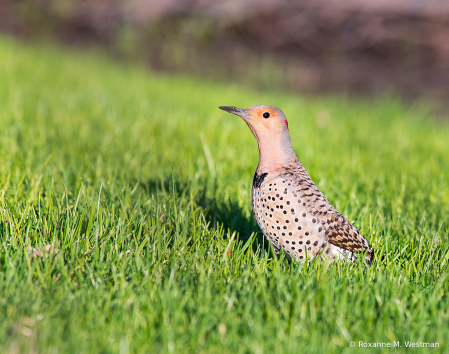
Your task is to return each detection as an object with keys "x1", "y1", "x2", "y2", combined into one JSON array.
[{"x1": 263, "y1": 112, "x2": 270, "y2": 118}]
